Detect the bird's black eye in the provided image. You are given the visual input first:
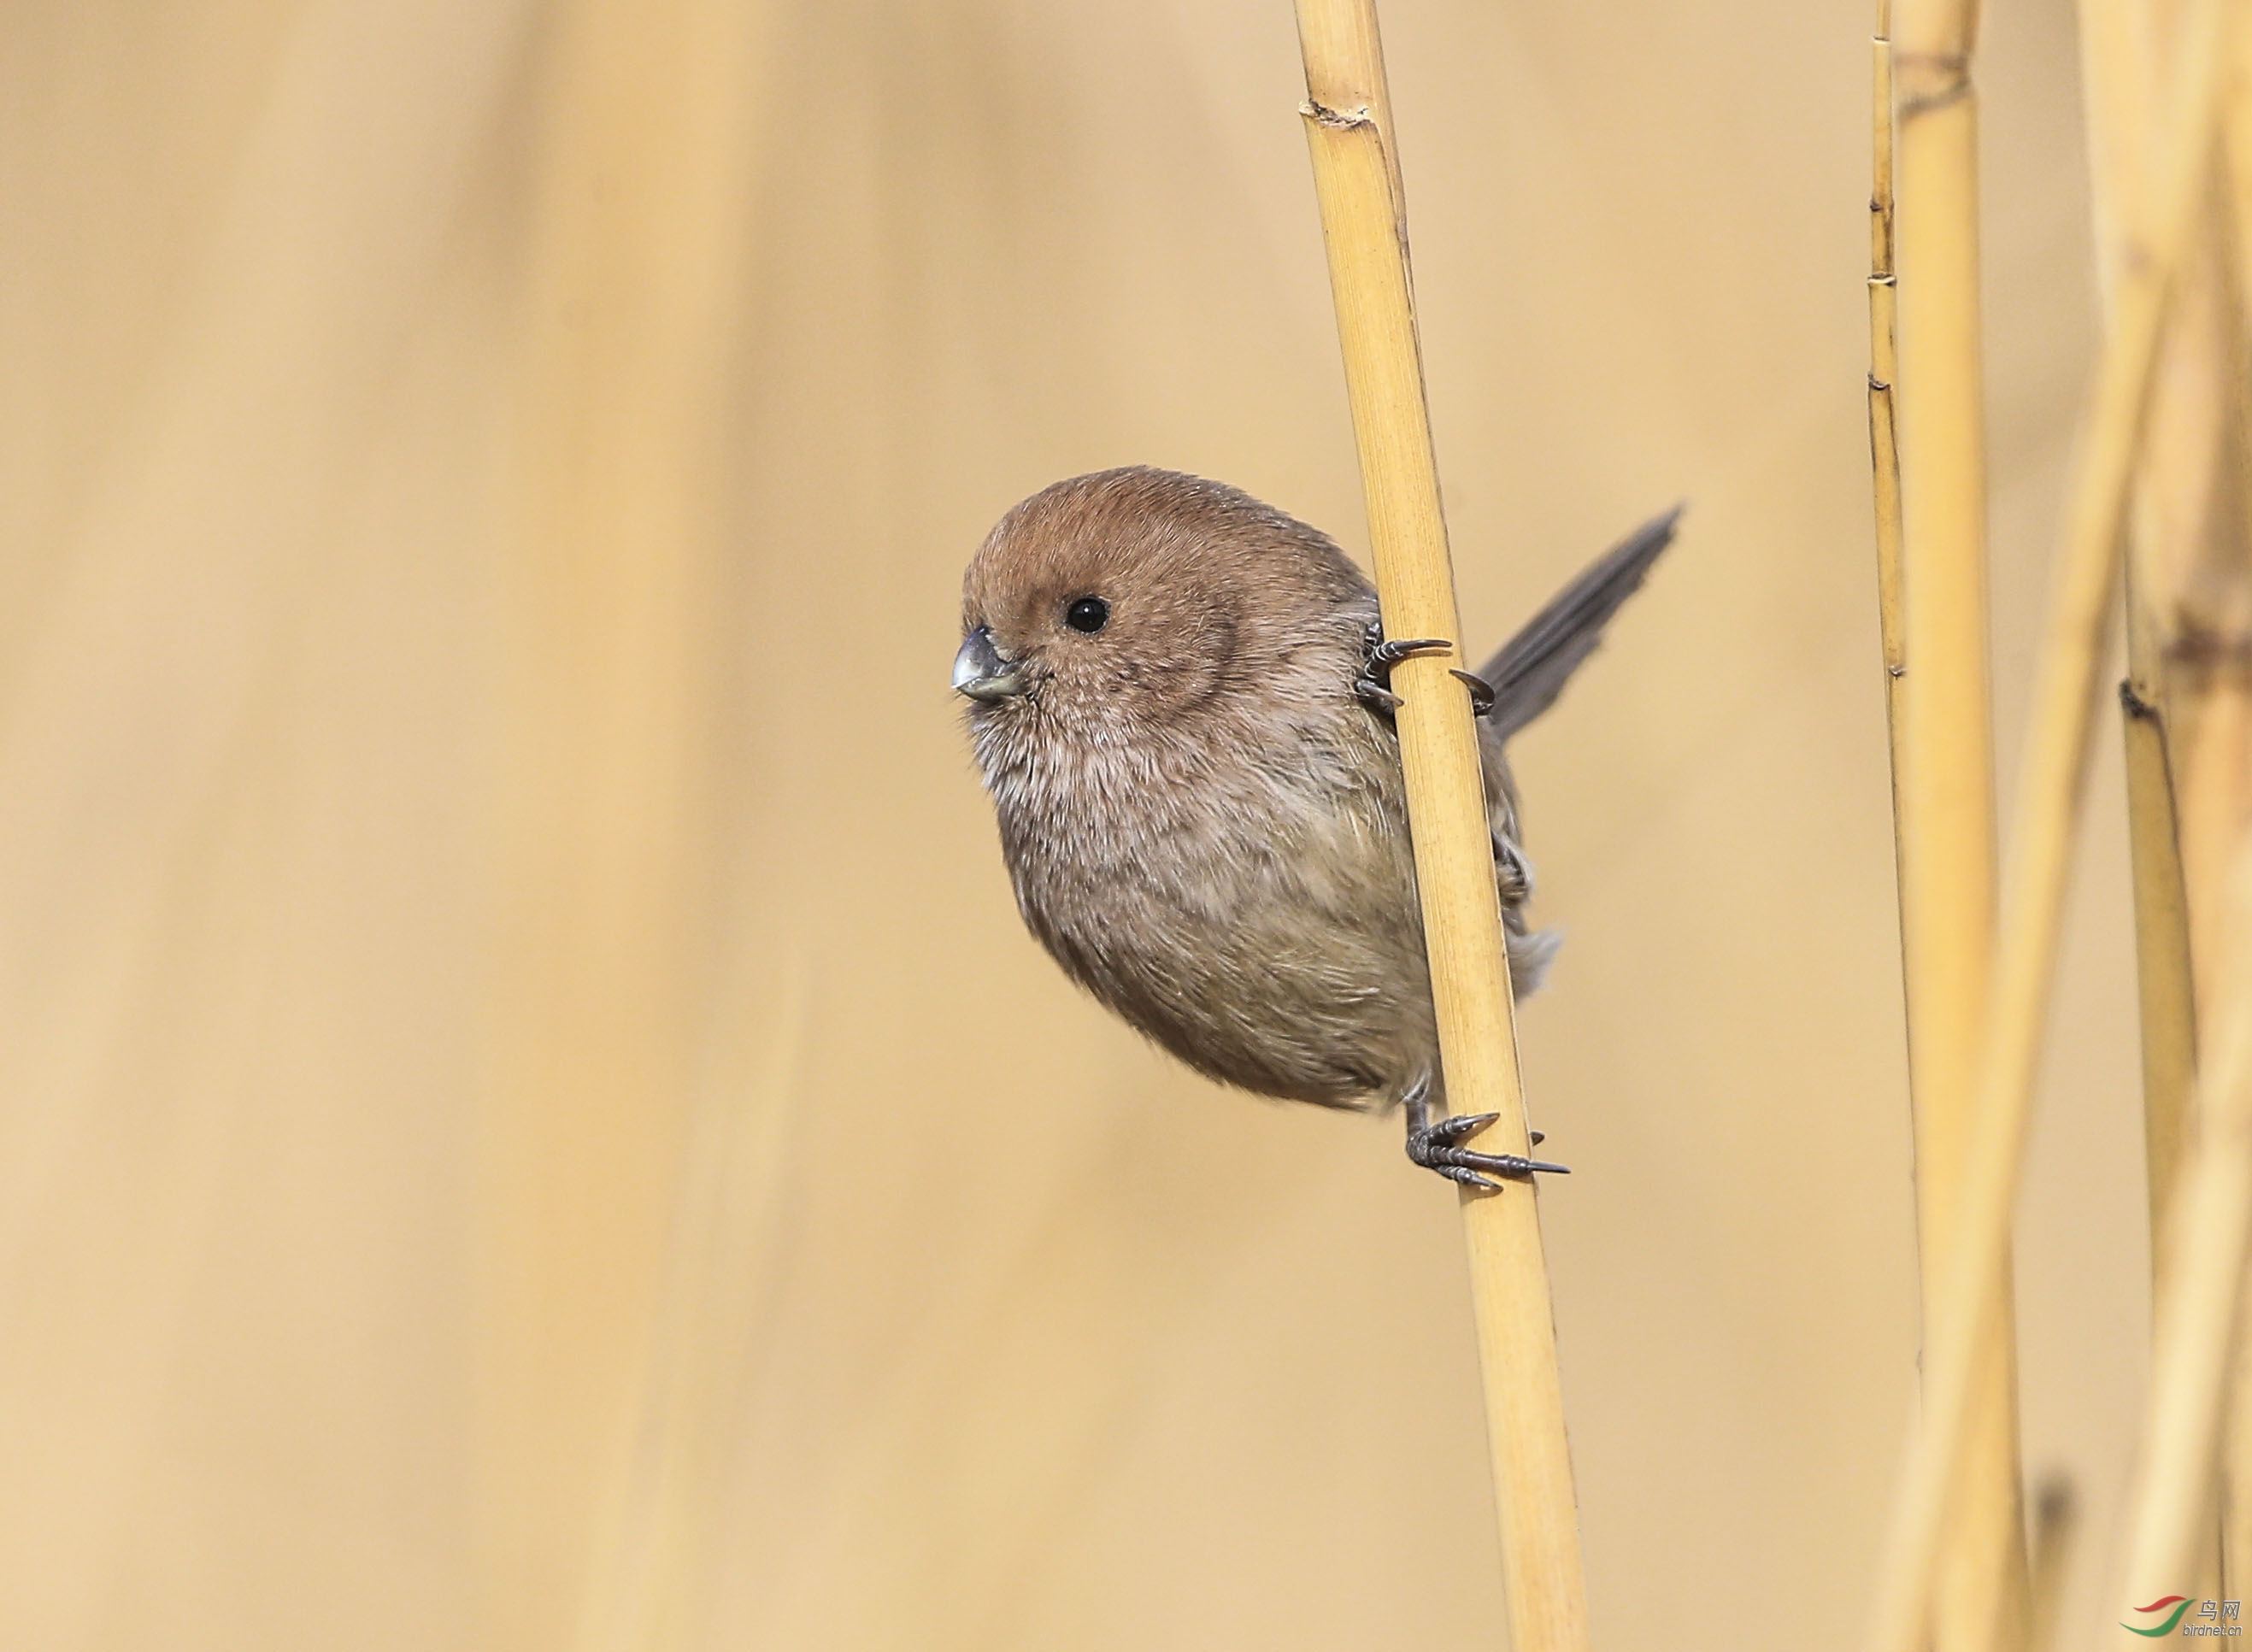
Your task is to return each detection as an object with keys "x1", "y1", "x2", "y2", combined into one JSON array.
[{"x1": 1065, "y1": 596, "x2": 1109, "y2": 634}]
